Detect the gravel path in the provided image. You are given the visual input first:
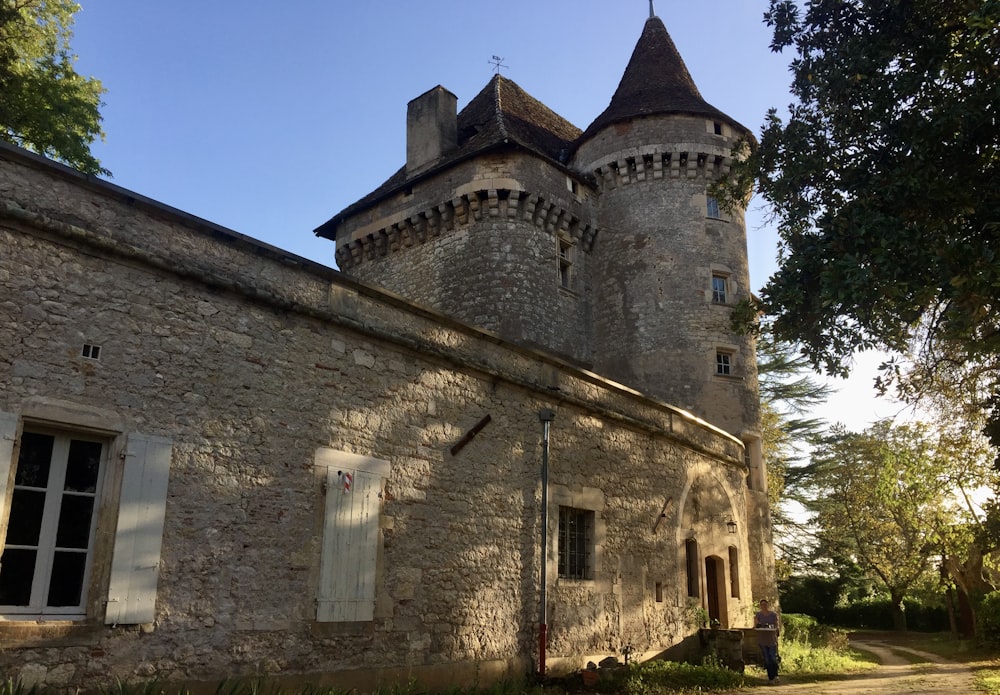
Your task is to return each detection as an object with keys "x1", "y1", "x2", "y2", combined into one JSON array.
[{"x1": 765, "y1": 639, "x2": 976, "y2": 693}]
